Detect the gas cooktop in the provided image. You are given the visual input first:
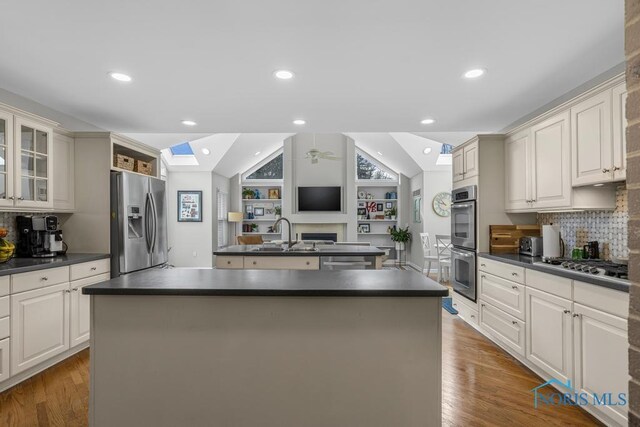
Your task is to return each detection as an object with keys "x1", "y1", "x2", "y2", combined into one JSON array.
[{"x1": 538, "y1": 258, "x2": 628, "y2": 280}]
